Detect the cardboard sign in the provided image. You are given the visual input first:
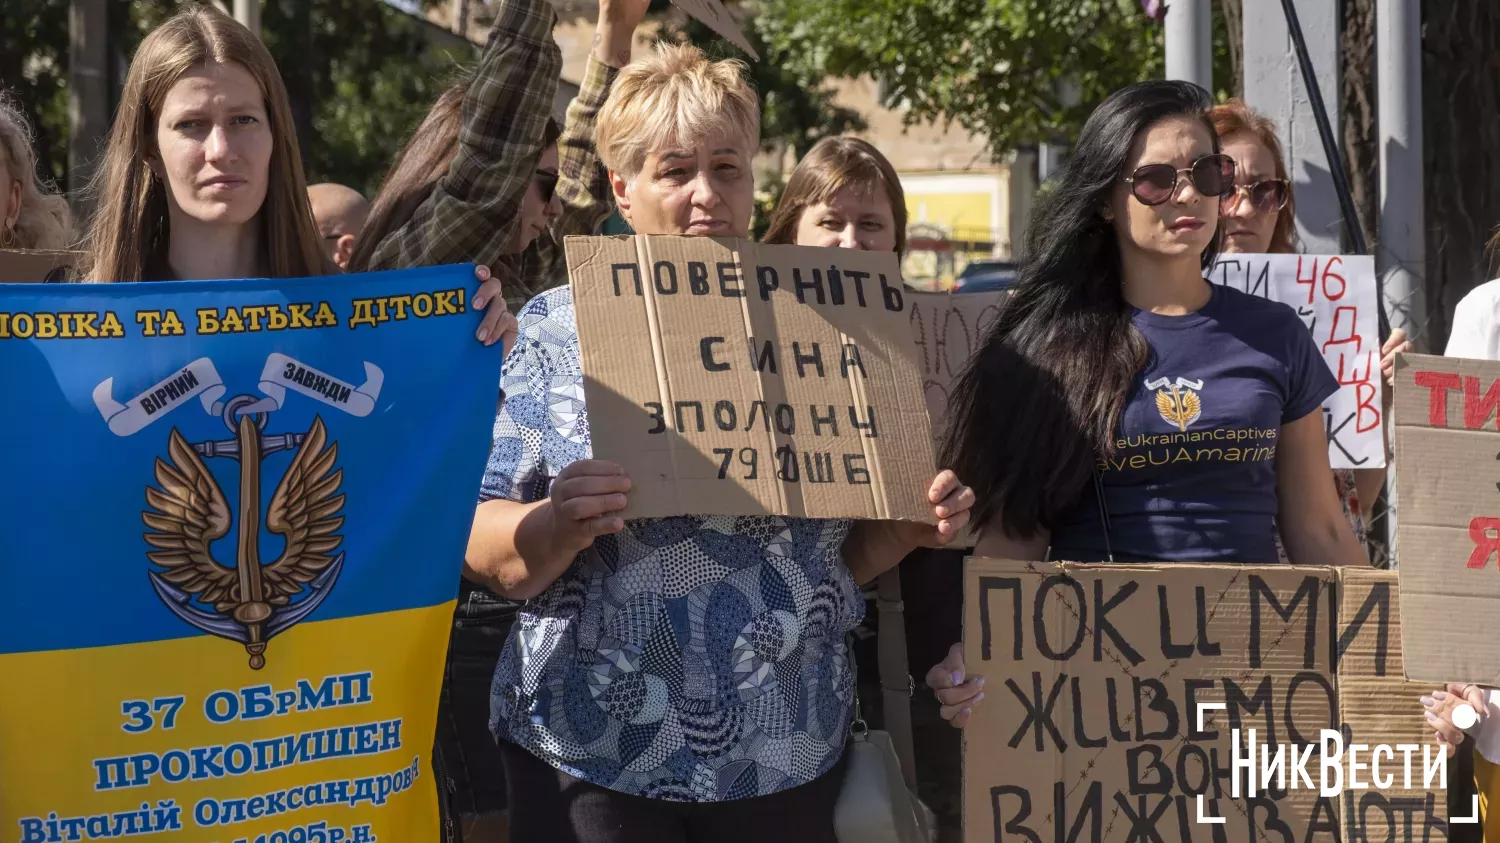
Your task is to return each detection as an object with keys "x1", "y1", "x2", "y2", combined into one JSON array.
[
  {"x1": 1208, "y1": 254, "x2": 1384, "y2": 469},
  {"x1": 962, "y1": 560, "x2": 1450, "y2": 843},
  {"x1": 671, "y1": 0, "x2": 760, "y2": 60},
  {"x1": 1393, "y1": 352, "x2": 1500, "y2": 684},
  {"x1": 906, "y1": 290, "x2": 1006, "y2": 443},
  {"x1": 0, "y1": 249, "x2": 80, "y2": 283},
  {"x1": 565, "y1": 235, "x2": 937, "y2": 522}
]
